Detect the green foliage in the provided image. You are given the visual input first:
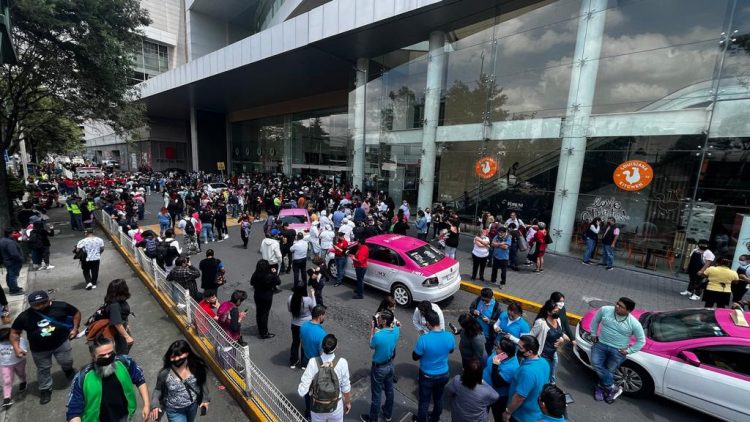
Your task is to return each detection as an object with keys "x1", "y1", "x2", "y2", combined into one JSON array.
[{"x1": 6, "y1": 173, "x2": 25, "y2": 200}]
